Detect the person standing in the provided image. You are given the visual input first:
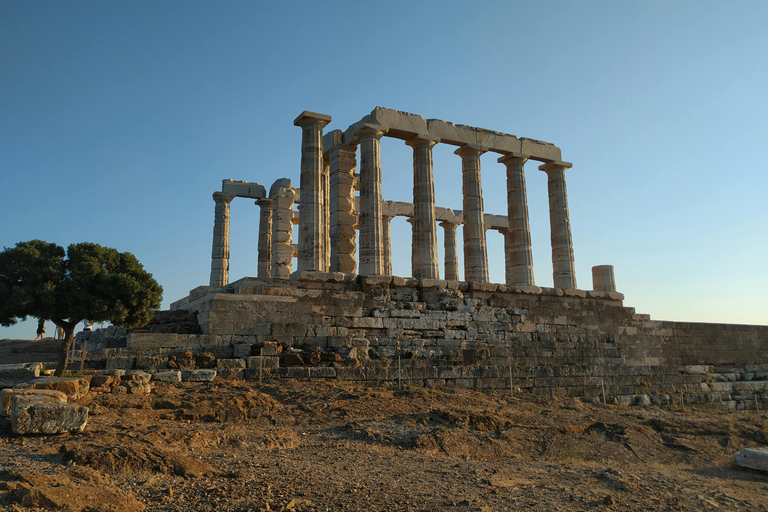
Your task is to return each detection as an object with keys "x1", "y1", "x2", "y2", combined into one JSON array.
[{"x1": 34, "y1": 319, "x2": 46, "y2": 341}]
